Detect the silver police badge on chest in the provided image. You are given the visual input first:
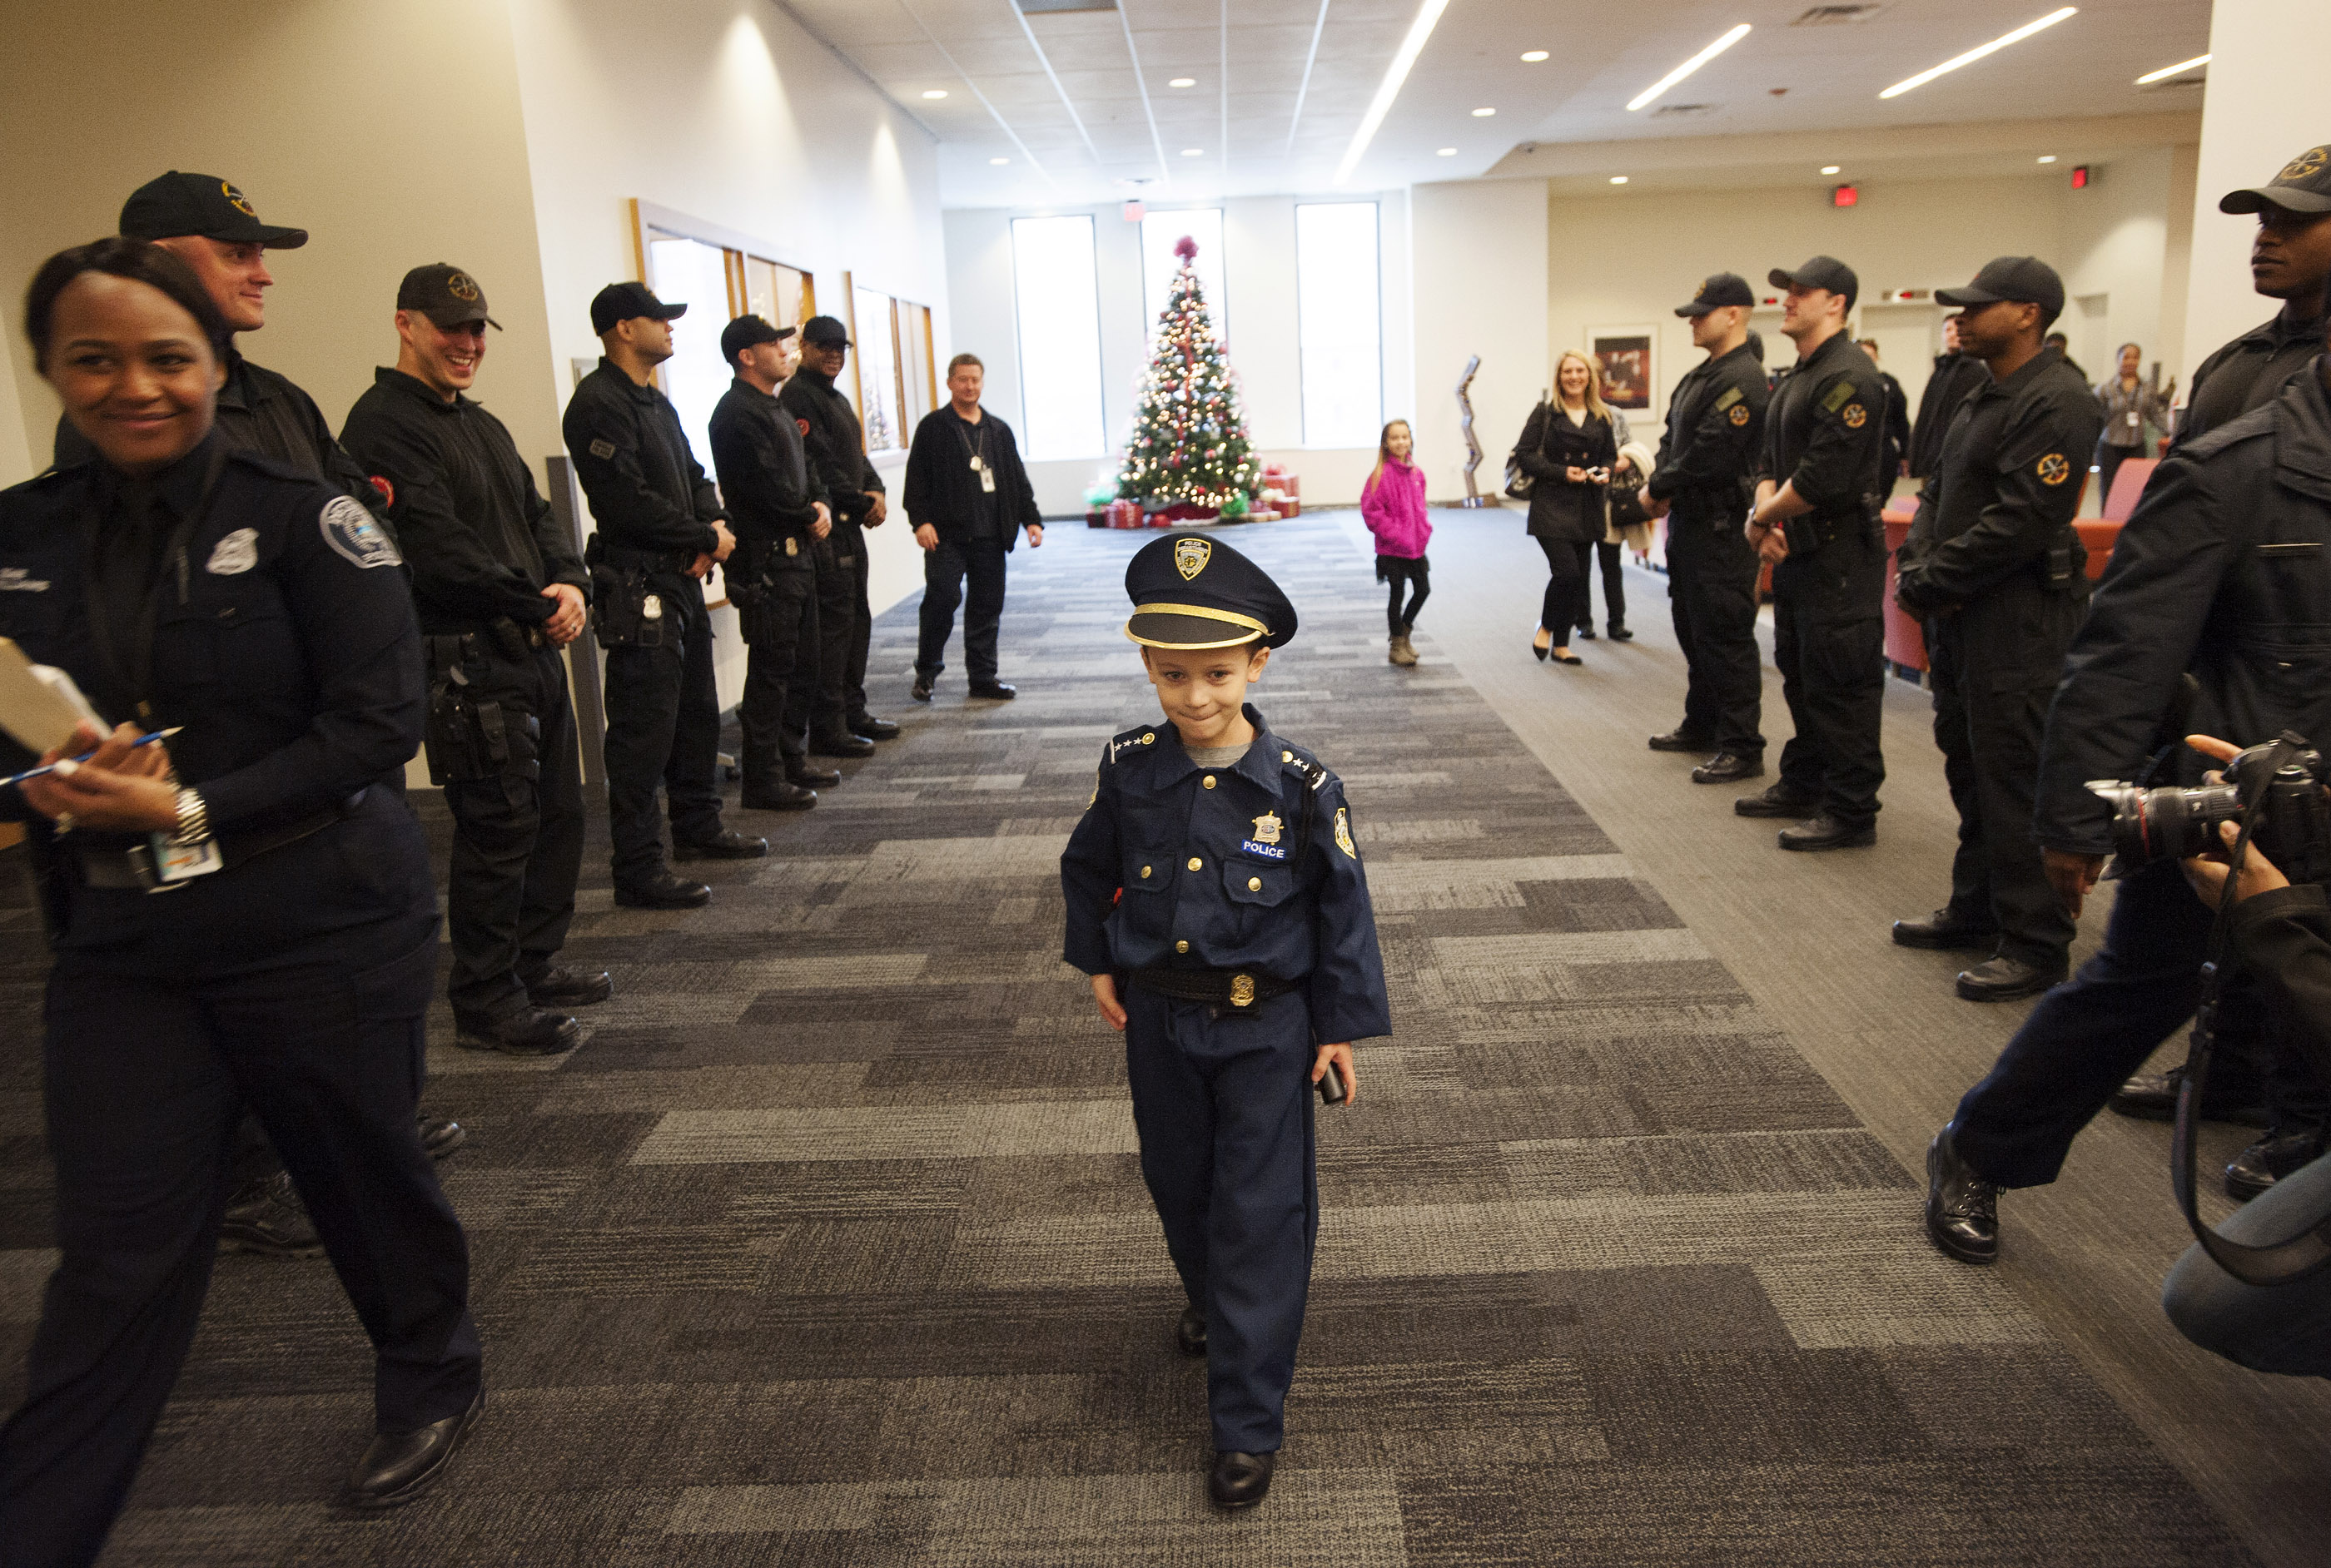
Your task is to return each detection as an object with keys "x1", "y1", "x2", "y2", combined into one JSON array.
[
  {"x1": 319, "y1": 497, "x2": 403, "y2": 570},
  {"x1": 206, "y1": 528, "x2": 259, "y2": 576},
  {"x1": 1240, "y1": 809, "x2": 1288, "y2": 861}
]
